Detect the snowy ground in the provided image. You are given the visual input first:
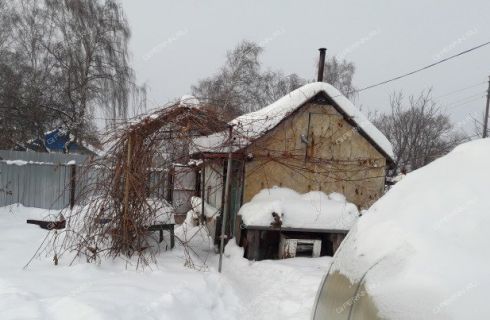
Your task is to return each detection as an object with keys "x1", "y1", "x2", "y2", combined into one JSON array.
[{"x1": 0, "y1": 204, "x2": 331, "y2": 320}]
